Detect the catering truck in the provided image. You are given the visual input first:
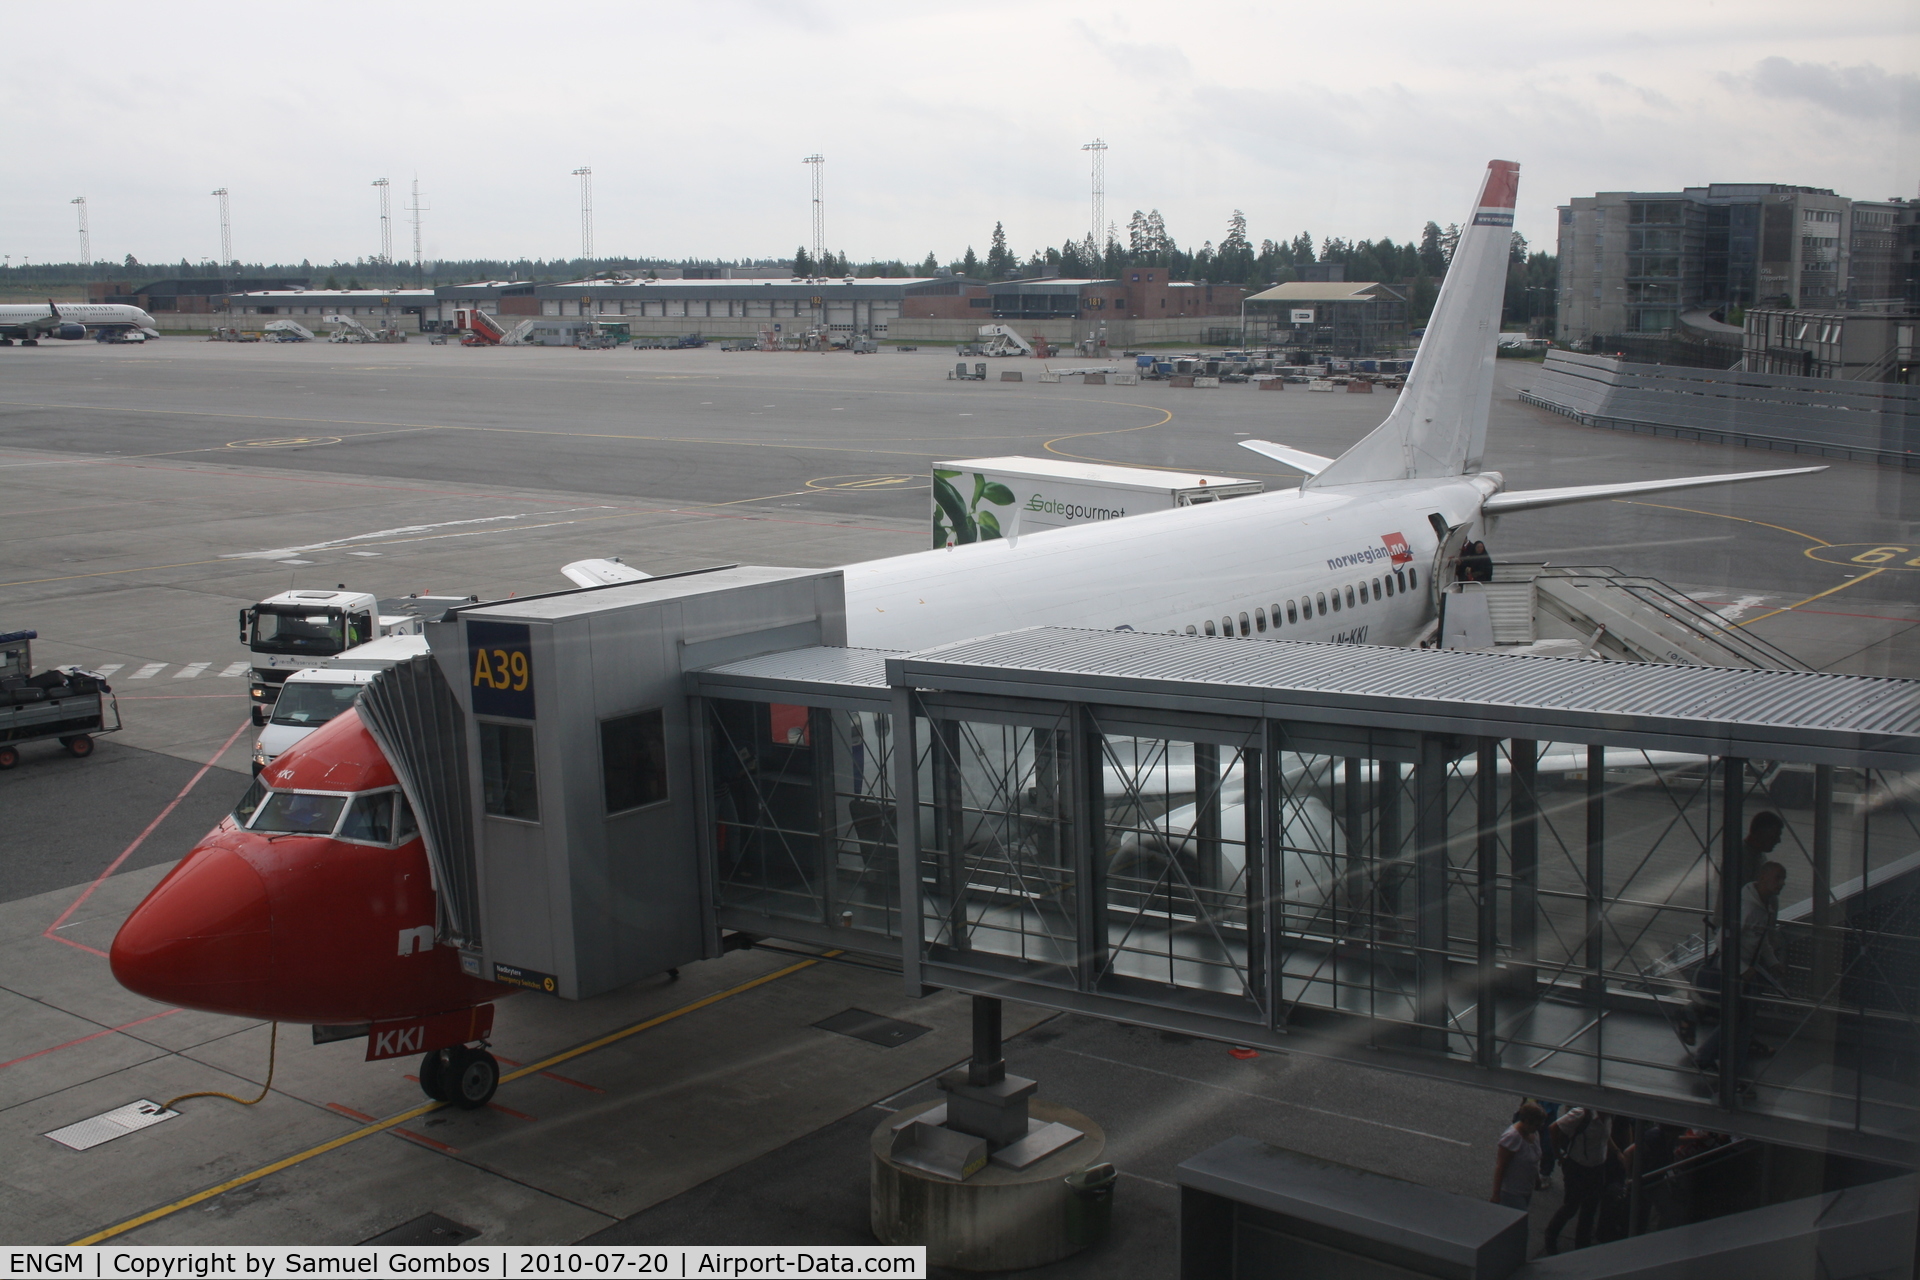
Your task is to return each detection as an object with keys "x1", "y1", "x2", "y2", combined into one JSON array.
[
  {"x1": 932, "y1": 456, "x2": 1262, "y2": 548},
  {"x1": 239, "y1": 590, "x2": 473, "y2": 724}
]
